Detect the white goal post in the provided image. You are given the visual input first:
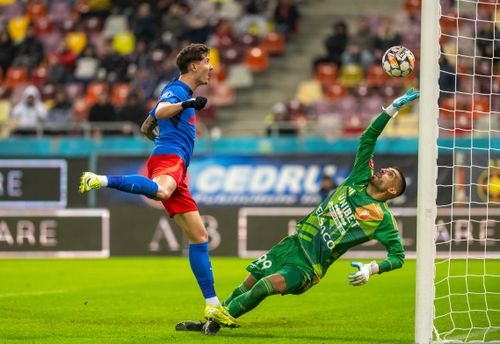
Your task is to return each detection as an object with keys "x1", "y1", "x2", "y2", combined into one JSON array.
[{"x1": 416, "y1": 0, "x2": 500, "y2": 343}]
